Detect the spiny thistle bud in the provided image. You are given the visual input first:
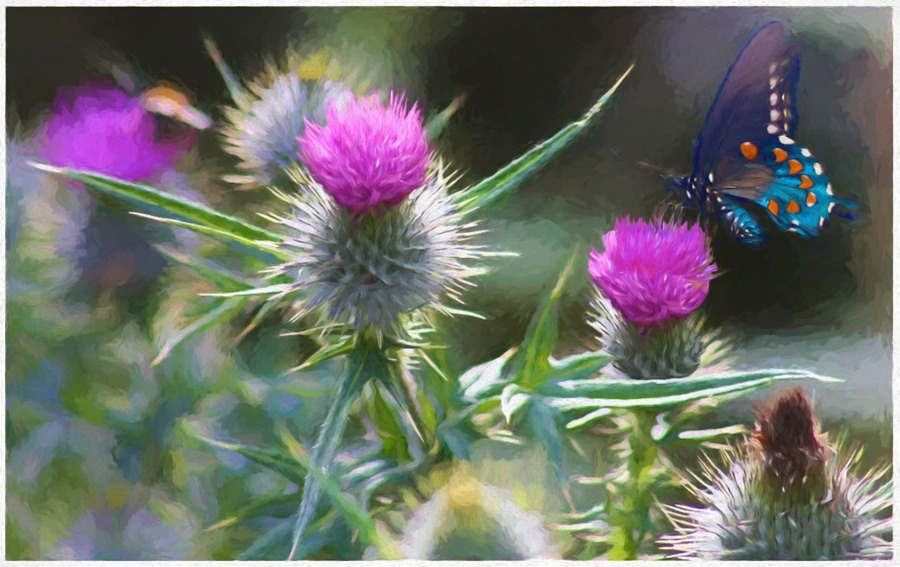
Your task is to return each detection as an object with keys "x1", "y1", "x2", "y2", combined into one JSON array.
[
  {"x1": 263, "y1": 92, "x2": 485, "y2": 338},
  {"x1": 39, "y1": 83, "x2": 190, "y2": 181},
  {"x1": 659, "y1": 388, "x2": 893, "y2": 560},
  {"x1": 220, "y1": 72, "x2": 352, "y2": 188},
  {"x1": 587, "y1": 218, "x2": 716, "y2": 379},
  {"x1": 298, "y1": 93, "x2": 430, "y2": 215}
]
